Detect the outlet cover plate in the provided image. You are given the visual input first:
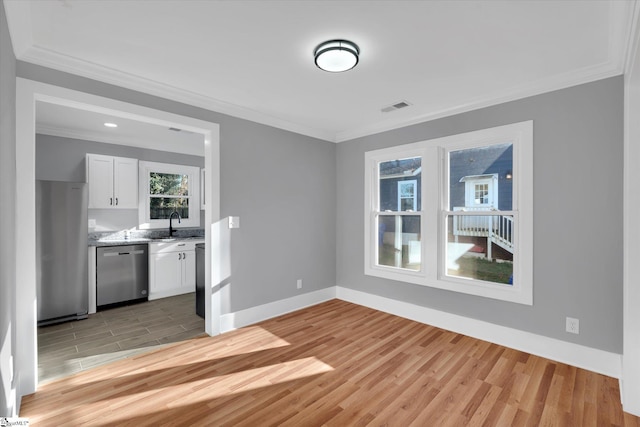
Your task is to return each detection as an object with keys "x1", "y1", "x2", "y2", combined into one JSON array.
[{"x1": 566, "y1": 317, "x2": 580, "y2": 334}]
